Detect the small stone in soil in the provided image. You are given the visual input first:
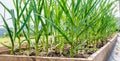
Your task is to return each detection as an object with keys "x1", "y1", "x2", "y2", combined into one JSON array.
[
  {"x1": 29, "y1": 49, "x2": 36, "y2": 56},
  {"x1": 39, "y1": 52, "x2": 47, "y2": 56},
  {"x1": 87, "y1": 50, "x2": 94, "y2": 54},
  {"x1": 48, "y1": 51, "x2": 61, "y2": 57}
]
